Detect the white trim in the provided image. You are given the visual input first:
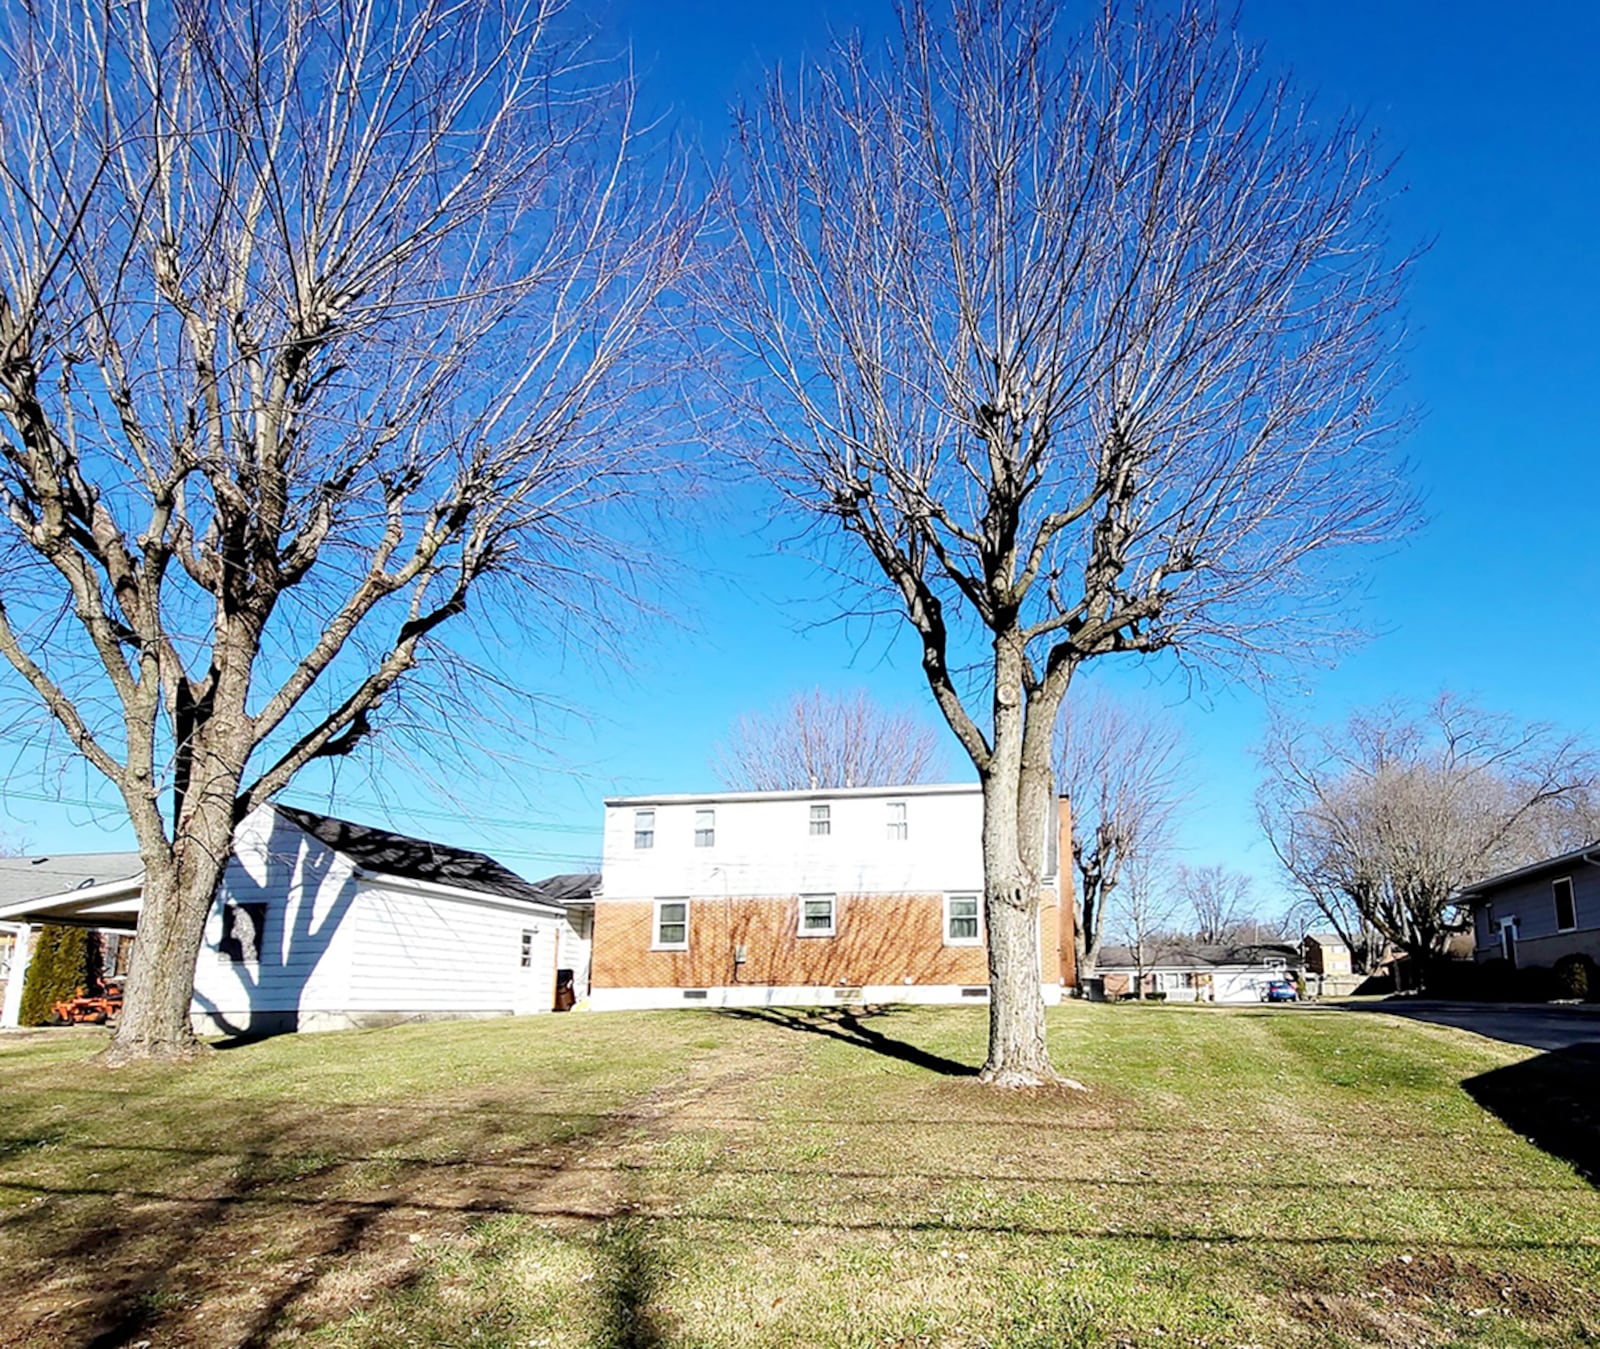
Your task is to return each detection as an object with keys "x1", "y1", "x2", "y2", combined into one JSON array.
[
  {"x1": 944, "y1": 892, "x2": 982, "y2": 946},
  {"x1": 652, "y1": 898, "x2": 690, "y2": 951},
  {"x1": 0, "y1": 874, "x2": 143, "y2": 924},
  {"x1": 797, "y1": 894, "x2": 837, "y2": 938}
]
